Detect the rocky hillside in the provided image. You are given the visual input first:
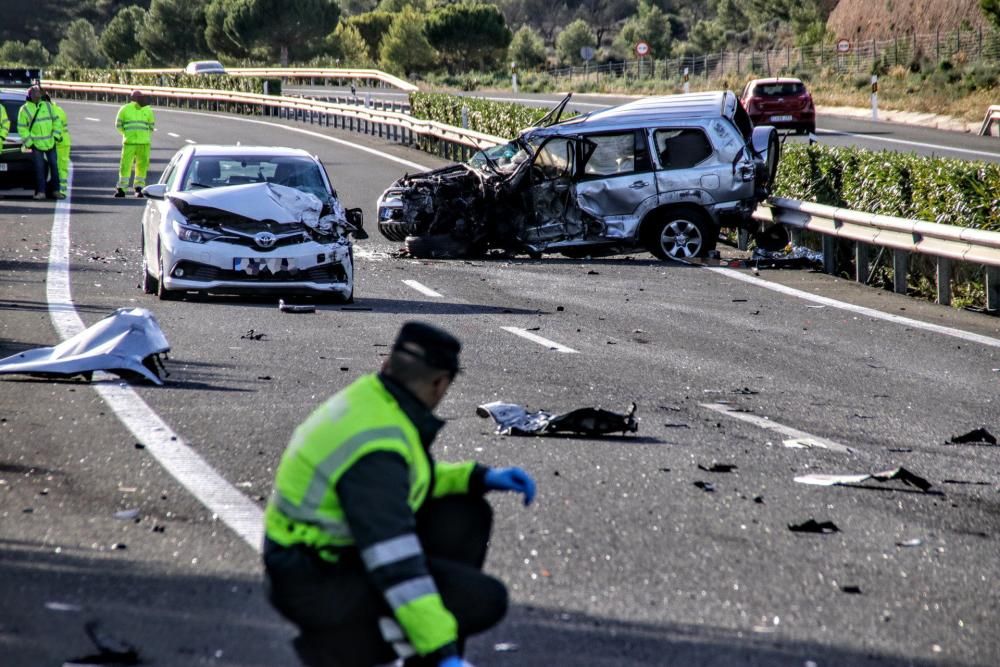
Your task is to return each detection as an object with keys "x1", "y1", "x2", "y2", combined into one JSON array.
[{"x1": 827, "y1": 0, "x2": 990, "y2": 40}]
